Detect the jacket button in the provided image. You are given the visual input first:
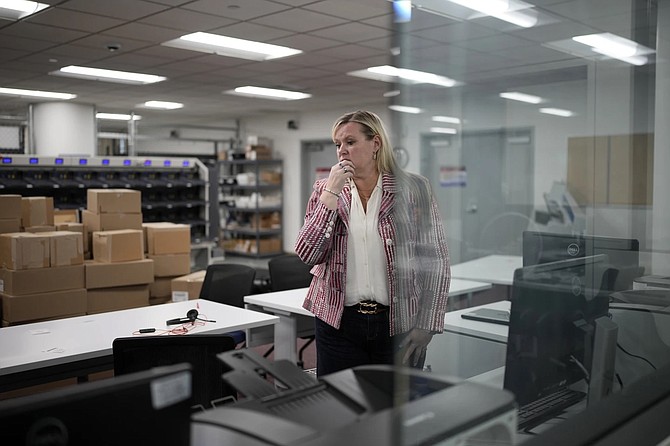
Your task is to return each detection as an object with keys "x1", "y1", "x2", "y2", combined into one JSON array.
[{"x1": 386, "y1": 239, "x2": 393, "y2": 246}]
